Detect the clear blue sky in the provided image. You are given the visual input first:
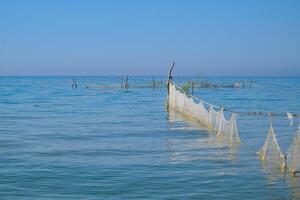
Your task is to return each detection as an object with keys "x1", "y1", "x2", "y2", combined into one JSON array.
[{"x1": 0, "y1": 0, "x2": 299, "y2": 76}]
